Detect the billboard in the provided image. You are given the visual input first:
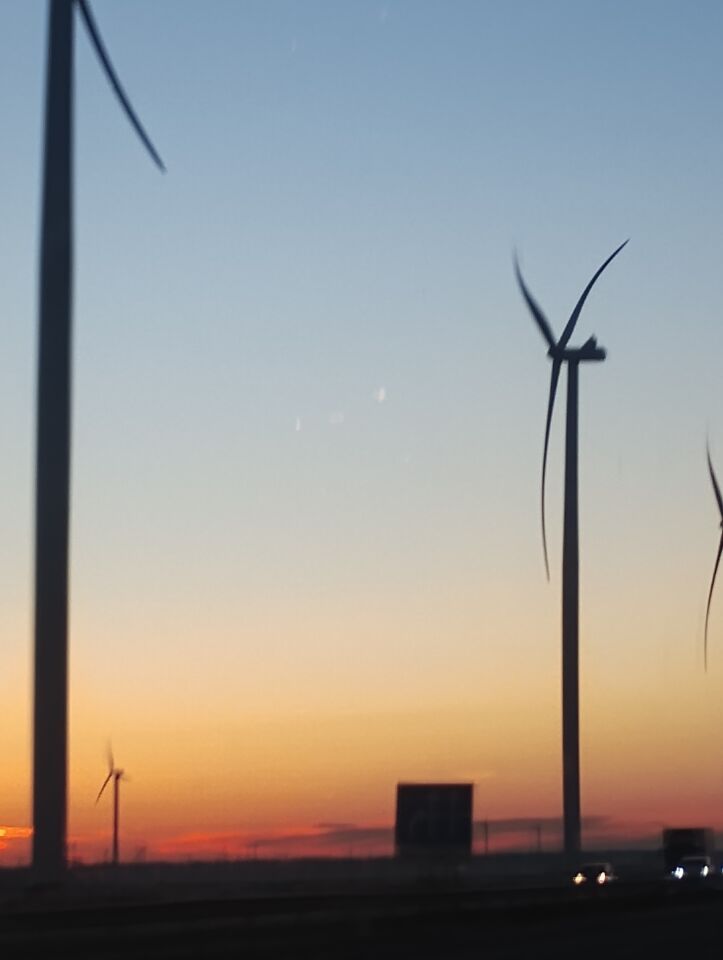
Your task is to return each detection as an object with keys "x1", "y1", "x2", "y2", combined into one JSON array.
[{"x1": 395, "y1": 783, "x2": 473, "y2": 857}]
